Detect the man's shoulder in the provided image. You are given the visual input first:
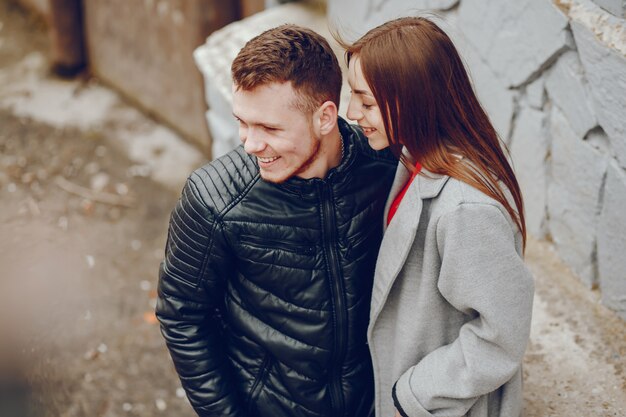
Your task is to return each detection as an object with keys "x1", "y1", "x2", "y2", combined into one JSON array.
[{"x1": 185, "y1": 146, "x2": 260, "y2": 214}]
